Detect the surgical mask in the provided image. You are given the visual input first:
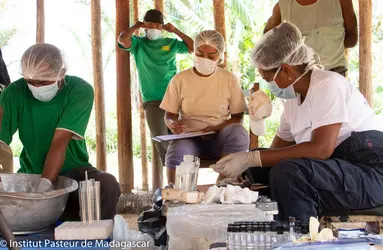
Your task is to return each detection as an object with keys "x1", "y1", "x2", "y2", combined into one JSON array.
[
  {"x1": 28, "y1": 82, "x2": 59, "y2": 102},
  {"x1": 267, "y1": 66, "x2": 309, "y2": 99},
  {"x1": 146, "y1": 29, "x2": 162, "y2": 40},
  {"x1": 193, "y1": 56, "x2": 218, "y2": 76}
]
